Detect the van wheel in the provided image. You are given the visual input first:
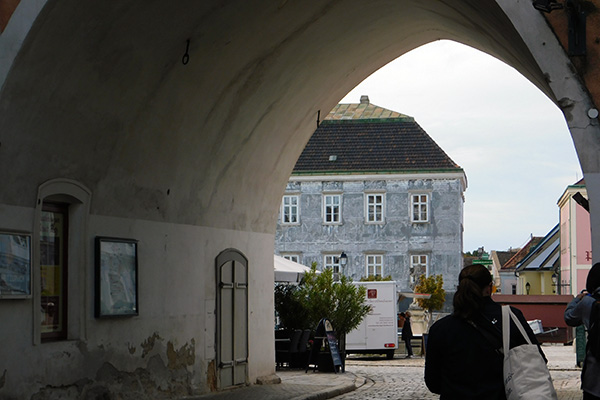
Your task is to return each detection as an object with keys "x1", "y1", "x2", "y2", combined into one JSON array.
[{"x1": 386, "y1": 350, "x2": 395, "y2": 360}]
